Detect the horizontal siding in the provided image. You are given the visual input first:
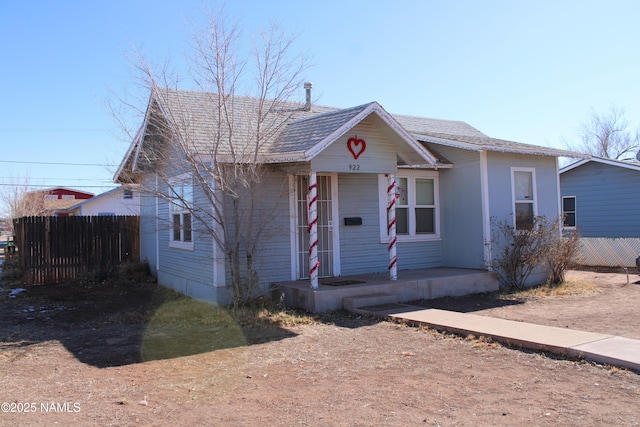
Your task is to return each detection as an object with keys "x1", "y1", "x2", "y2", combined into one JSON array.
[
  {"x1": 157, "y1": 177, "x2": 215, "y2": 290},
  {"x1": 397, "y1": 241, "x2": 443, "y2": 269},
  {"x1": 139, "y1": 176, "x2": 157, "y2": 274},
  {"x1": 149, "y1": 164, "x2": 291, "y2": 300},
  {"x1": 229, "y1": 169, "x2": 293, "y2": 285},
  {"x1": 487, "y1": 151, "x2": 560, "y2": 220},
  {"x1": 428, "y1": 145, "x2": 485, "y2": 268},
  {"x1": 337, "y1": 173, "x2": 384, "y2": 274},
  {"x1": 337, "y1": 173, "x2": 442, "y2": 275},
  {"x1": 561, "y1": 162, "x2": 640, "y2": 237},
  {"x1": 484, "y1": 153, "x2": 559, "y2": 280}
]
